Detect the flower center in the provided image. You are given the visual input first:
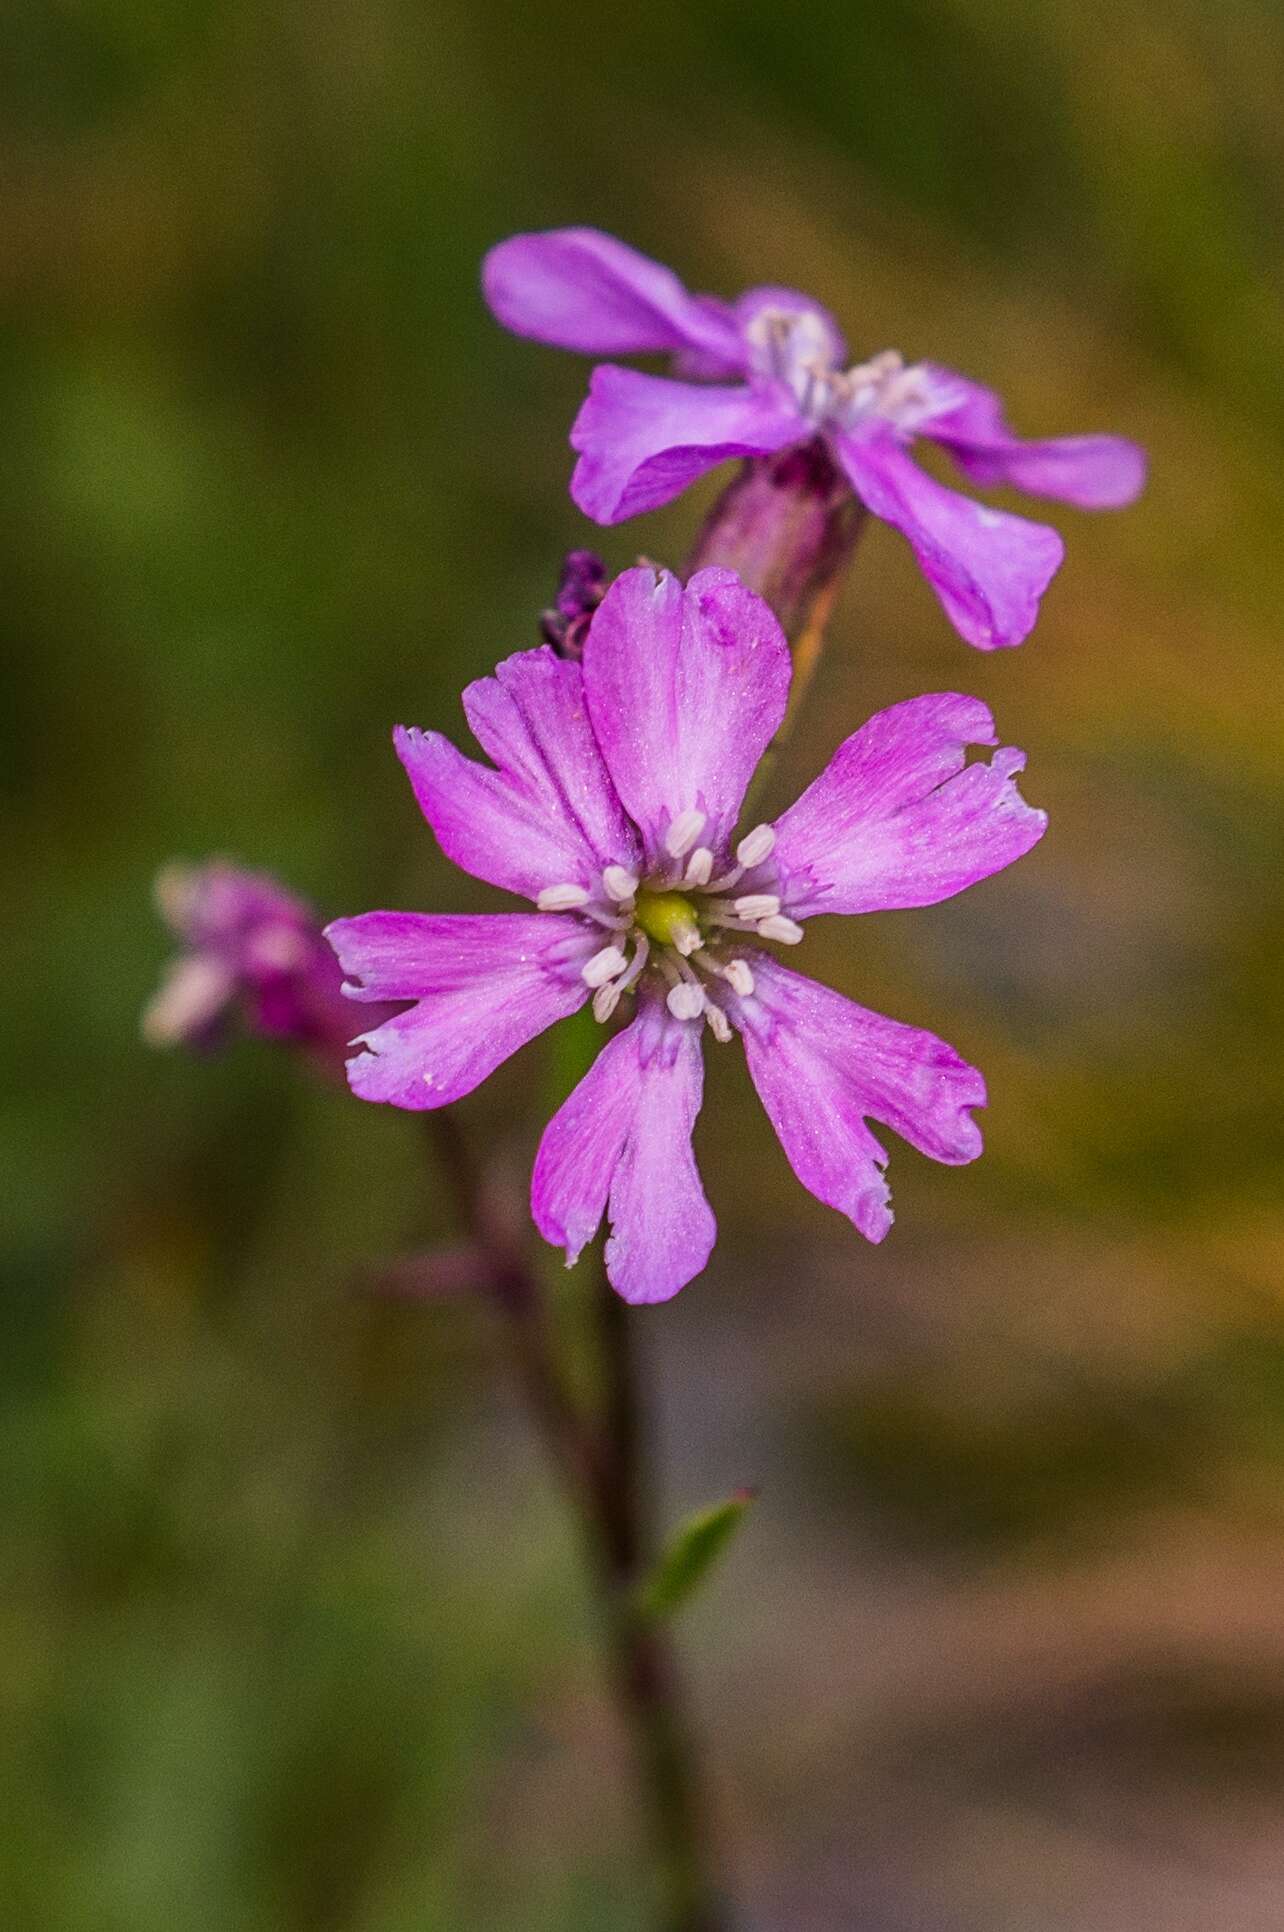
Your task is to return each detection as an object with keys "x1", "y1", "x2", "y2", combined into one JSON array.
[
  {"x1": 634, "y1": 887, "x2": 700, "y2": 950},
  {"x1": 536, "y1": 819, "x2": 805, "y2": 1044},
  {"x1": 743, "y1": 307, "x2": 957, "y2": 437}
]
